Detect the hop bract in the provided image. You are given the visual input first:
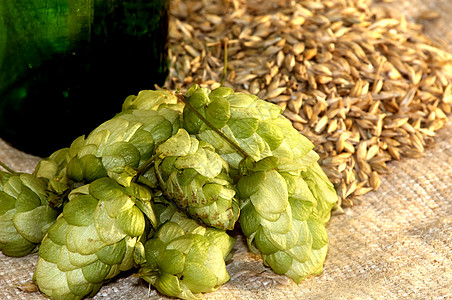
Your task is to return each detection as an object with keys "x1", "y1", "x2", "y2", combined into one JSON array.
[
  {"x1": 0, "y1": 172, "x2": 60, "y2": 257},
  {"x1": 138, "y1": 200, "x2": 235, "y2": 300},
  {"x1": 33, "y1": 177, "x2": 153, "y2": 299},
  {"x1": 33, "y1": 148, "x2": 74, "y2": 208}
]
